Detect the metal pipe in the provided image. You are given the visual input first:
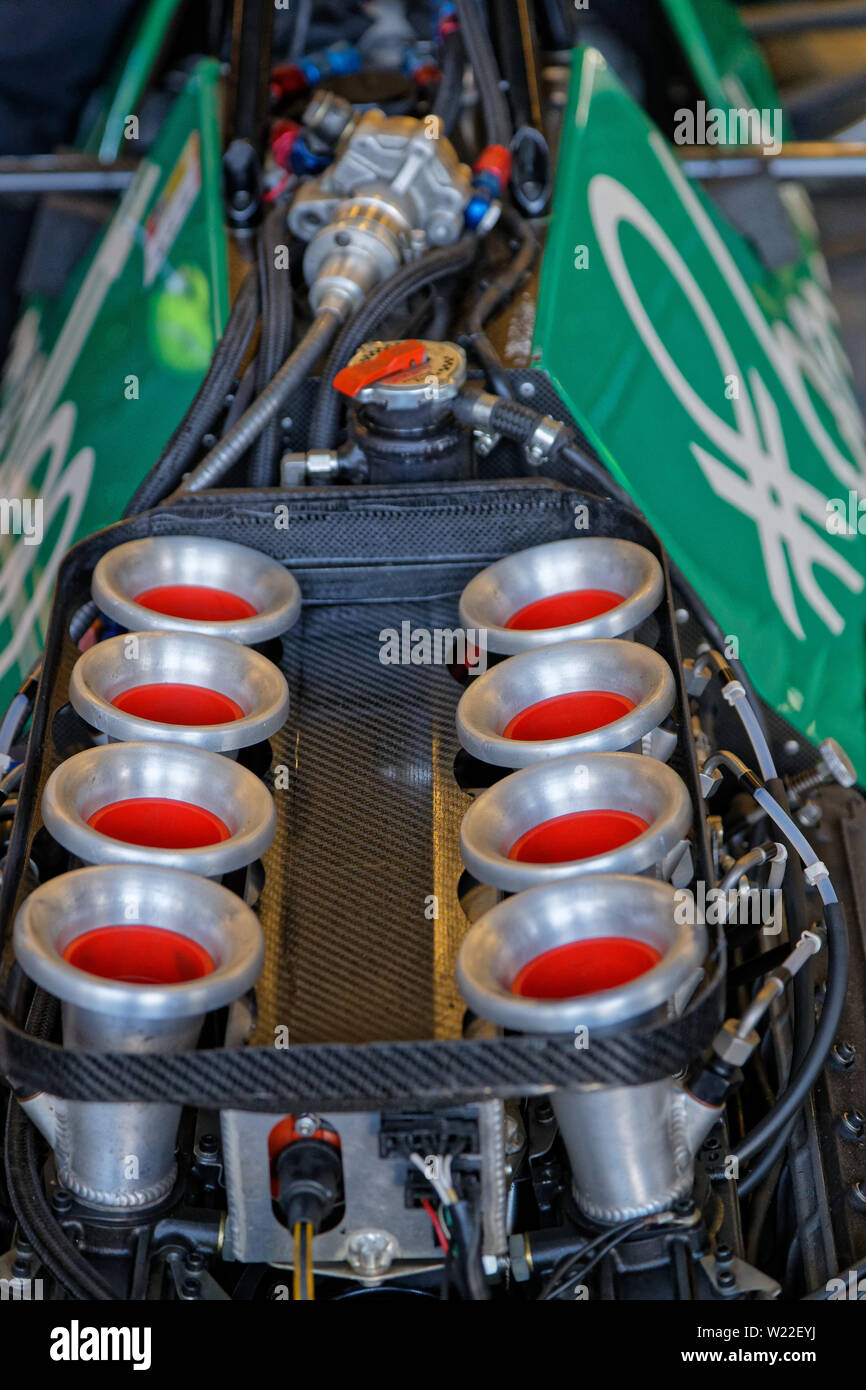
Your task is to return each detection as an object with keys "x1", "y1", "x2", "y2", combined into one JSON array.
[{"x1": 680, "y1": 142, "x2": 866, "y2": 181}]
